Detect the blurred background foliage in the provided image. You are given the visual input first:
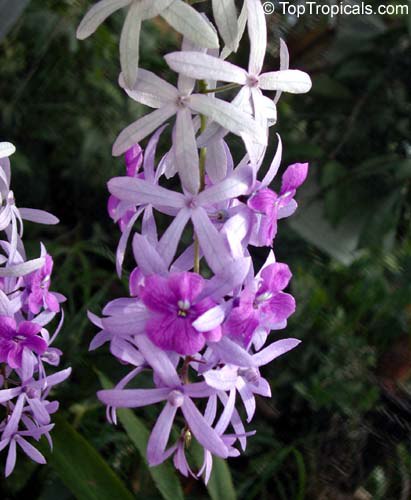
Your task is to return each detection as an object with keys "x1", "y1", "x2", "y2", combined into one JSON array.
[{"x1": 0, "y1": 0, "x2": 410, "y2": 498}]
